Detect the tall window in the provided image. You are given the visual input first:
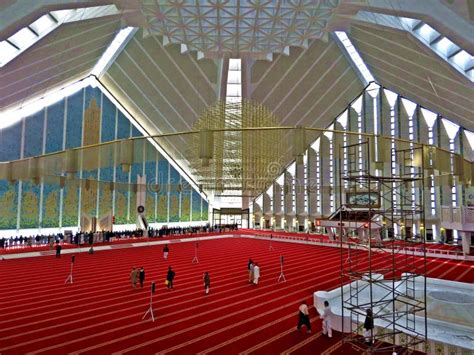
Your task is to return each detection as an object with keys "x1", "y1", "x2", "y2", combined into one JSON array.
[
  {"x1": 219, "y1": 58, "x2": 242, "y2": 208},
  {"x1": 288, "y1": 162, "x2": 296, "y2": 212},
  {"x1": 442, "y1": 119, "x2": 460, "y2": 211},
  {"x1": 384, "y1": 90, "x2": 398, "y2": 212},
  {"x1": 401, "y1": 98, "x2": 417, "y2": 211},
  {"x1": 421, "y1": 108, "x2": 437, "y2": 217},
  {"x1": 304, "y1": 151, "x2": 308, "y2": 213}
]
